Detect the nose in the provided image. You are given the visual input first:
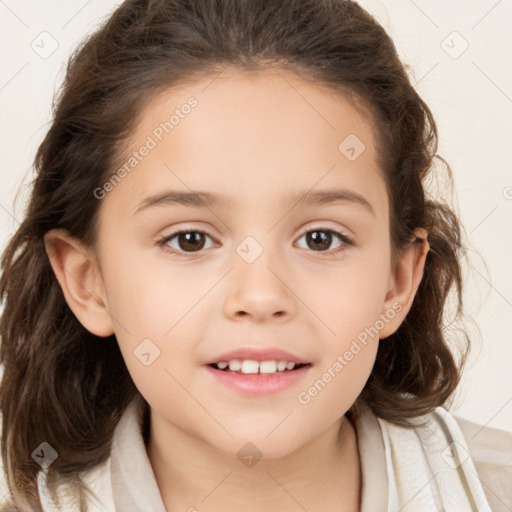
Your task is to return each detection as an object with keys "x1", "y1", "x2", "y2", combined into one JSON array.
[{"x1": 223, "y1": 249, "x2": 296, "y2": 323}]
